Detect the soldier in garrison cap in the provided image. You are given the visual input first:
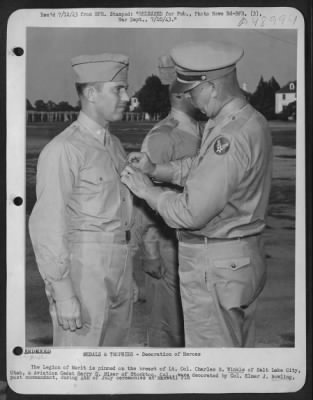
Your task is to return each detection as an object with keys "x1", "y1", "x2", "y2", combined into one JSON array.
[
  {"x1": 137, "y1": 55, "x2": 201, "y2": 347},
  {"x1": 29, "y1": 53, "x2": 139, "y2": 347},
  {"x1": 122, "y1": 41, "x2": 273, "y2": 347}
]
